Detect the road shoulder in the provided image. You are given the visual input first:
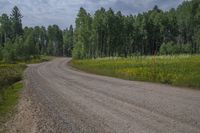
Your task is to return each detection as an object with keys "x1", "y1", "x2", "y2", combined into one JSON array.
[{"x1": 3, "y1": 80, "x2": 38, "y2": 133}]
